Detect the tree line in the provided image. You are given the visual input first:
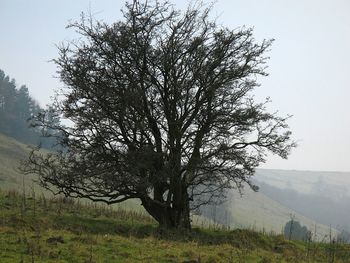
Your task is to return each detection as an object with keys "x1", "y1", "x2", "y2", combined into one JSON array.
[{"x1": 0, "y1": 69, "x2": 58, "y2": 148}]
